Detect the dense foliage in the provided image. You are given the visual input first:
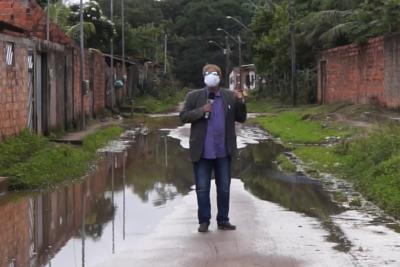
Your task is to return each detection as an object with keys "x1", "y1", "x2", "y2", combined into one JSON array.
[
  {"x1": 251, "y1": 0, "x2": 400, "y2": 102},
  {"x1": 42, "y1": 0, "x2": 400, "y2": 100}
]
